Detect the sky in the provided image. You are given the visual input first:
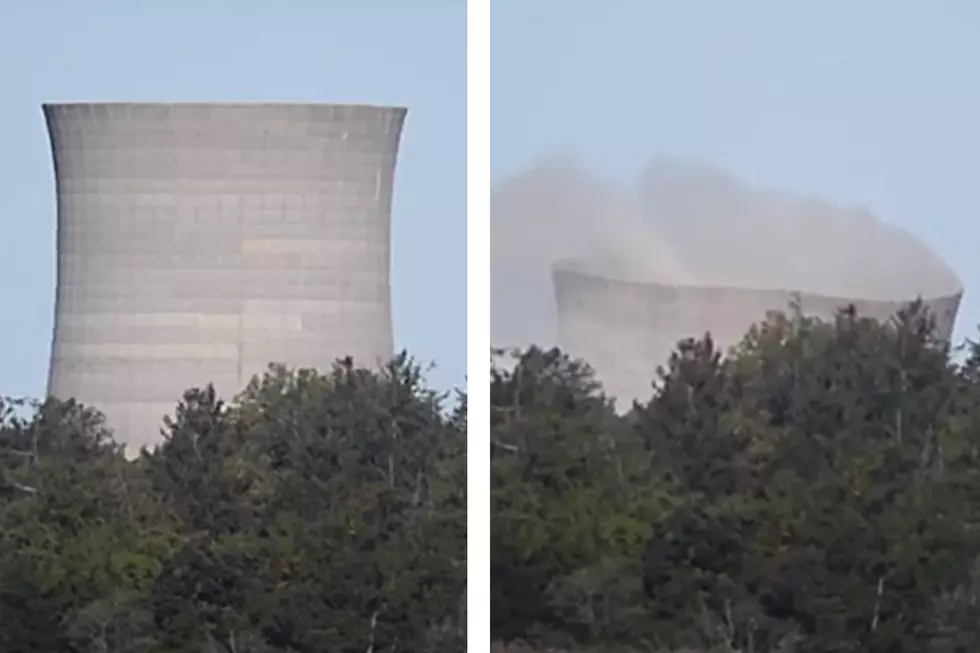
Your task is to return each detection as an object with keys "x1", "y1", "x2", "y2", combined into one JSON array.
[
  {"x1": 492, "y1": 1, "x2": 980, "y2": 351},
  {"x1": 0, "y1": 1, "x2": 466, "y2": 401}
]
